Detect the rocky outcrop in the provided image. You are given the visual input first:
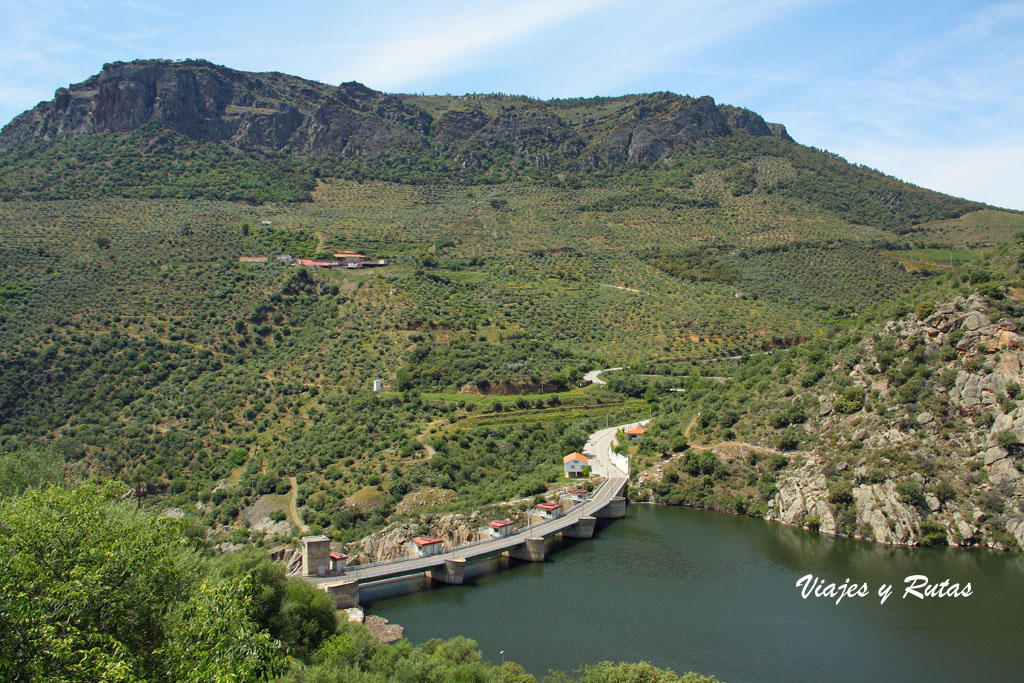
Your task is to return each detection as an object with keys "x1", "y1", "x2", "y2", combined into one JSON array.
[
  {"x1": 772, "y1": 462, "x2": 837, "y2": 535},
  {"x1": 269, "y1": 545, "x2": 303, "y2": 575},
  {"x1": 363, "y1": 615, "x2": 404, "y2": 643},
  {"x1": 354, "y1": 512, "x2": 484, "y2": 562},
  {"x1": 0, "y1": 58, "x2": 792, "y2": 169},
  {"x1": 584, "y1": 95, "x2": 740, "y2": 167},
  {"x1": 851, "y1": 482, "x2": 921, "y2": 545},
  {"x1": 795, "y1": 290, "x2": 1024, "y2": 548}
]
